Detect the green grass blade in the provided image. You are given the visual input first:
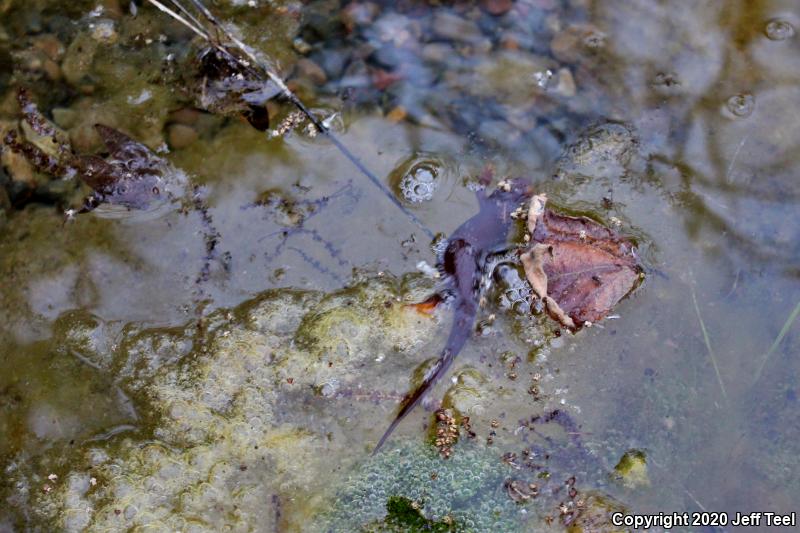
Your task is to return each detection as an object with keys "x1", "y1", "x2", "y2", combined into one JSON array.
[
  {"x1": 691, "y1": 287, "x2": 728, "y2": 404},
  {"x1": 752, "y1": 297, "x2": 800, "y2": 386}
]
